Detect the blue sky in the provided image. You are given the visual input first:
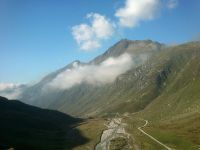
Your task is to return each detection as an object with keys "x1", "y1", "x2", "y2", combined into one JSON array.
[{"x1": 0, "y1": 0, "x2": 200, "y2": 84}]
